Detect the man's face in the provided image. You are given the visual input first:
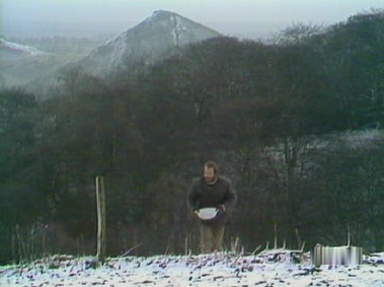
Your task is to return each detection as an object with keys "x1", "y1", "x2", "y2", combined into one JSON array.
[{"x1": 203, "y1": 166, "x2": 216, "y2": 183}]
